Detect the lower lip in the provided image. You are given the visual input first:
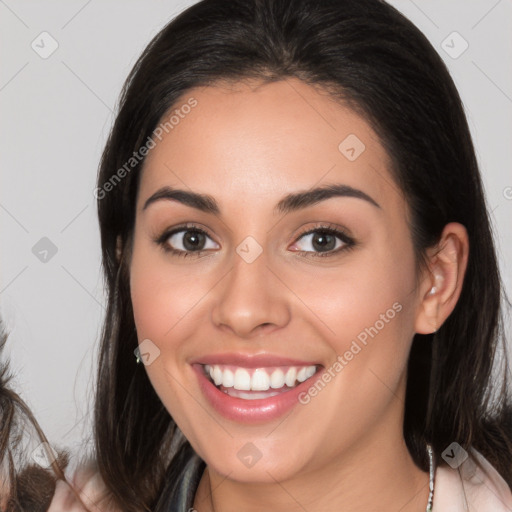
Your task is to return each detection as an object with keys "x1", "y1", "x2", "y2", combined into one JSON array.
[{"x1": 192, "y1": 364, "x2": 320, "y2": 424}]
